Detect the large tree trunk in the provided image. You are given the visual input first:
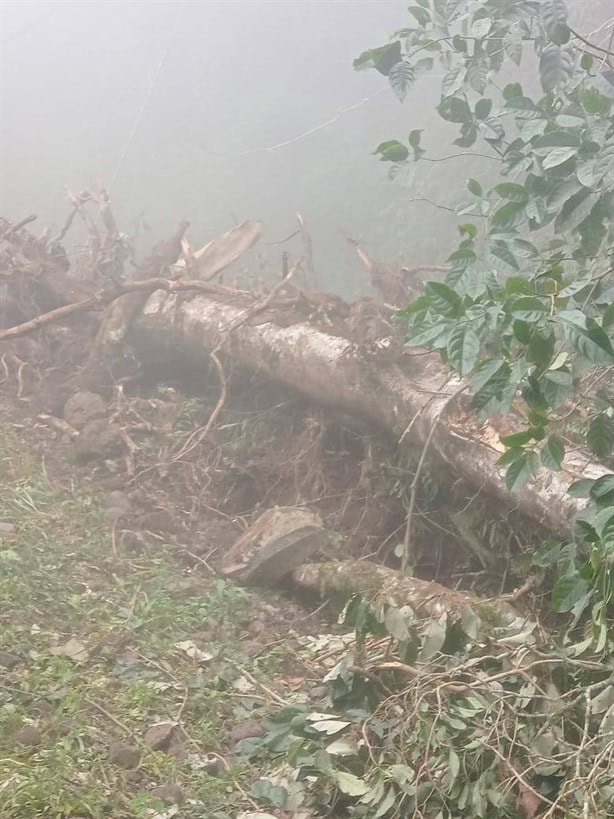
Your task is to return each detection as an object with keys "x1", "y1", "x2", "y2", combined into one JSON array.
[{"x1": 129, "y1": 289, "x2": 606, "y2": 540}]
